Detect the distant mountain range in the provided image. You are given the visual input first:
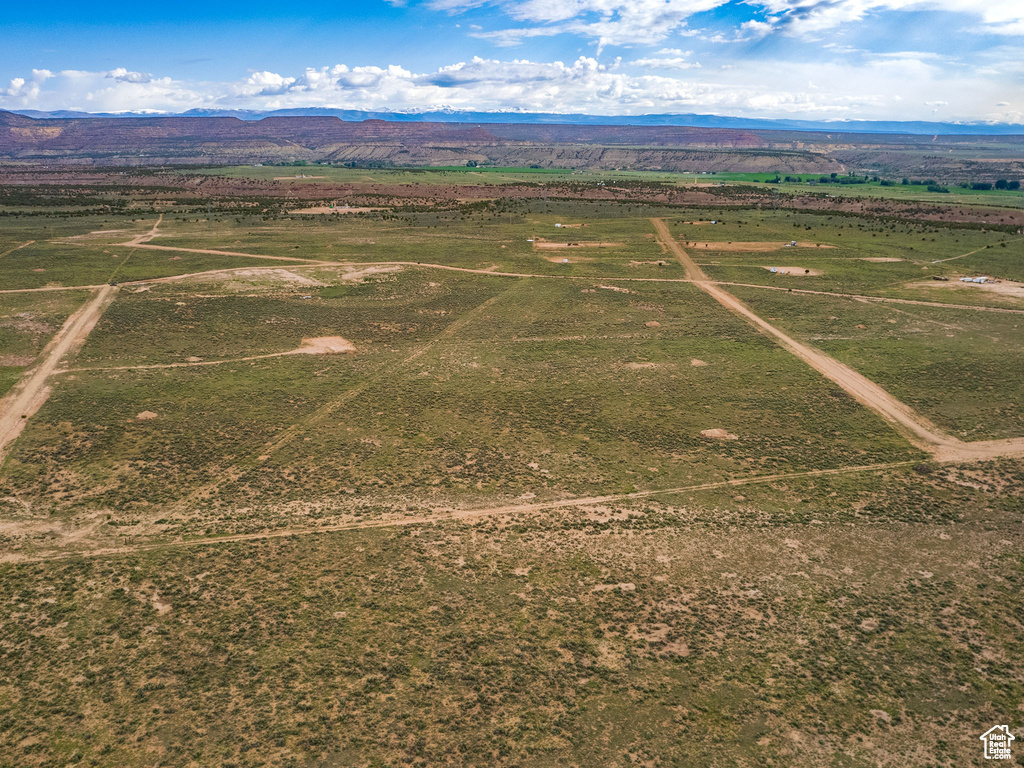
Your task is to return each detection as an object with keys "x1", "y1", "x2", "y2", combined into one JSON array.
[
  {"x1": 10, "y1": 108, "x2": 1024, "y2": 137},
  {"x1": 3, "y1": 109, "x2": 1022, "y2": 179}
]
